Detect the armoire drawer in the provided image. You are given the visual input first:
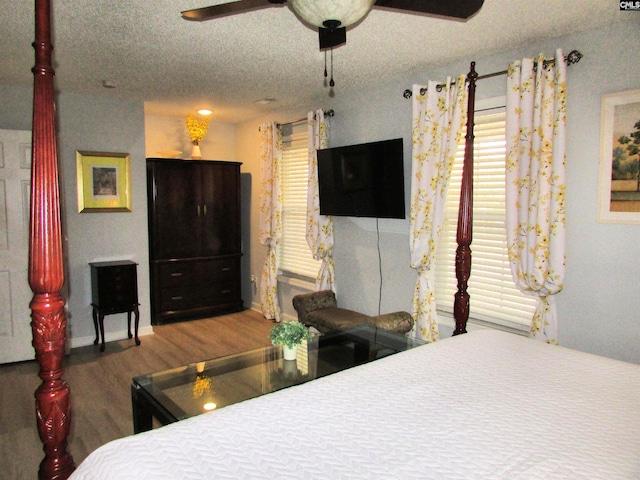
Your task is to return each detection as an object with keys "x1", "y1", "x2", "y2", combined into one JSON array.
[
  {"x1": 157, "y1": 262, "x2": 200, "y2": 288},
  {"x1": 200, "y1": 257, "x2": 239, "y2": 281},
  {"x1": 159, "y1": 286, "x2": 201, "y2": 312},
  {"x1": 202, "y1": 280, "x2": 240, "y2": 303},
  {"x1": 158, "y1": 257, "x2": 239, "y2": 289},
  {"x1": 159, "y1": 280, "x2": 239, "y2": 312}
]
